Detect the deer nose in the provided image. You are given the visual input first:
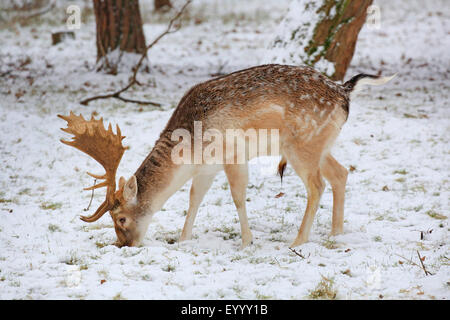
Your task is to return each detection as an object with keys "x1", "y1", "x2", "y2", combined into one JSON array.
[
  {"x1": 115, "y1": 239, "x2": 139, "y2": 248},
  {"x1": 130, "y1": 239, "x2": 140, "y2": 247}
]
